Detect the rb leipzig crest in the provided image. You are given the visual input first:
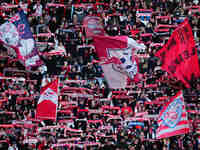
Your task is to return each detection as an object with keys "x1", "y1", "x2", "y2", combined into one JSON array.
[
  {"x1": 161, "y1": 97, "x2": 183, "y2": 128},
  {"x1": 106, "y1": 47, "x2": 138, "y2": 80}
]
